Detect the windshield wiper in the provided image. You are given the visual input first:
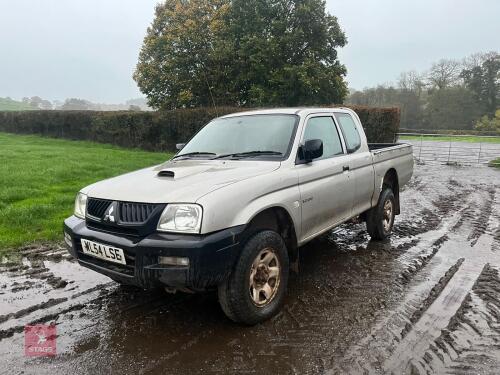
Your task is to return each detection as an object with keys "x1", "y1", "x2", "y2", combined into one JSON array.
[
  {"x1": 212, "y1": 151, "x2": 283, "y2": 159},
  {"x1": 172, "y1": 152, "x2": 216, "y2": 160}
]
